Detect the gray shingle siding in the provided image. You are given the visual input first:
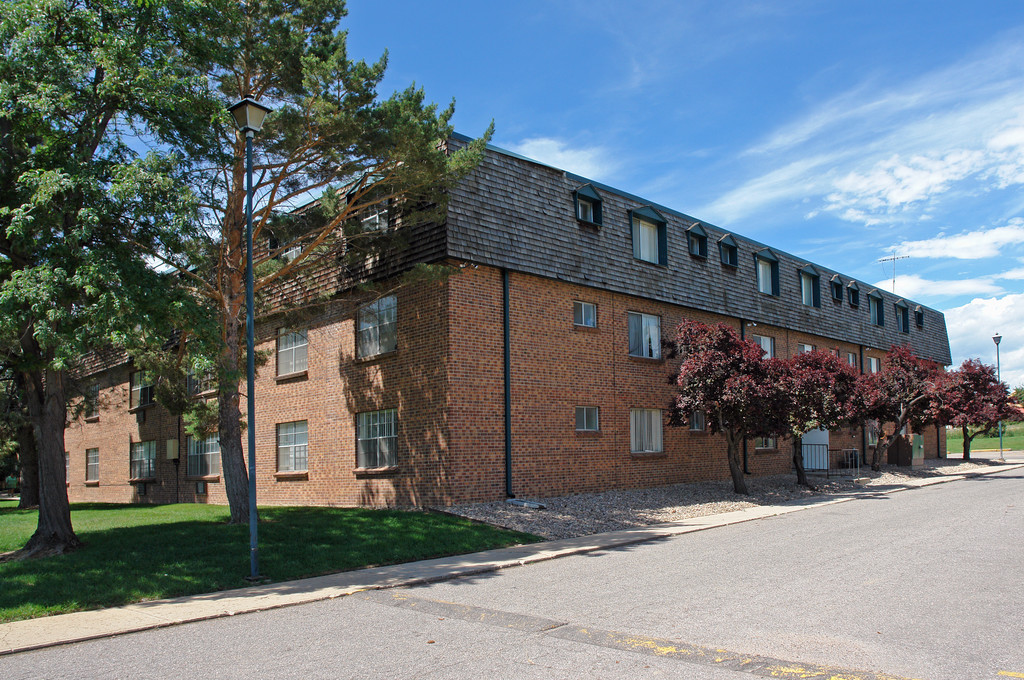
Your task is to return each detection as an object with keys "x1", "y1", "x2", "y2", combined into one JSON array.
[{"x1": 446, "y1": 140, "x2": 952, "y2": 365}]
